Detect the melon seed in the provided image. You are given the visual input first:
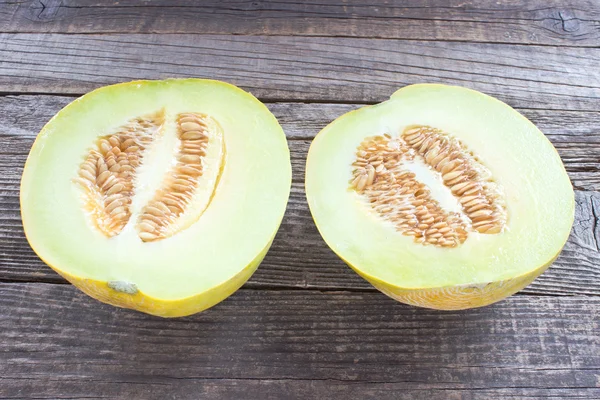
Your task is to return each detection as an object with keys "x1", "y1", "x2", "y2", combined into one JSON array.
[
  {"x1": 136, "y1": 113, "x2": 217, "y2": 242},
  {"x1": 349, "y1": 126, "x2": 507, "y2": 248},
  {"x1": 75, "y1": 110, "x2": 165, "y2": 237}
]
